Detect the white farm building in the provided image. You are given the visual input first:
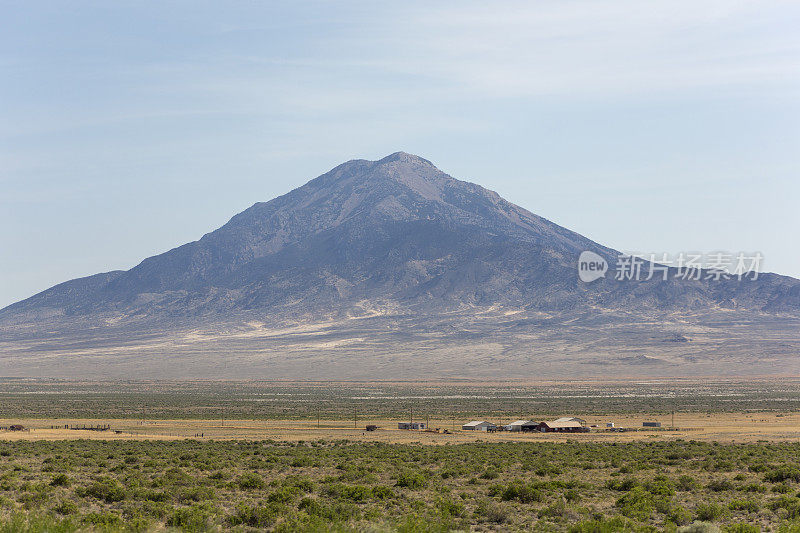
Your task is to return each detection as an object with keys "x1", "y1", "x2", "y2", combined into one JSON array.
[
  {"x1": 552, "y1": 417, "x2": 586, "y2": 426},
  {"x1": 502, "y1": 420, "x2": 531, "y2": 432},
  {"x1": 462, "y1": 421, "x2": 497, "y2": 431}
]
